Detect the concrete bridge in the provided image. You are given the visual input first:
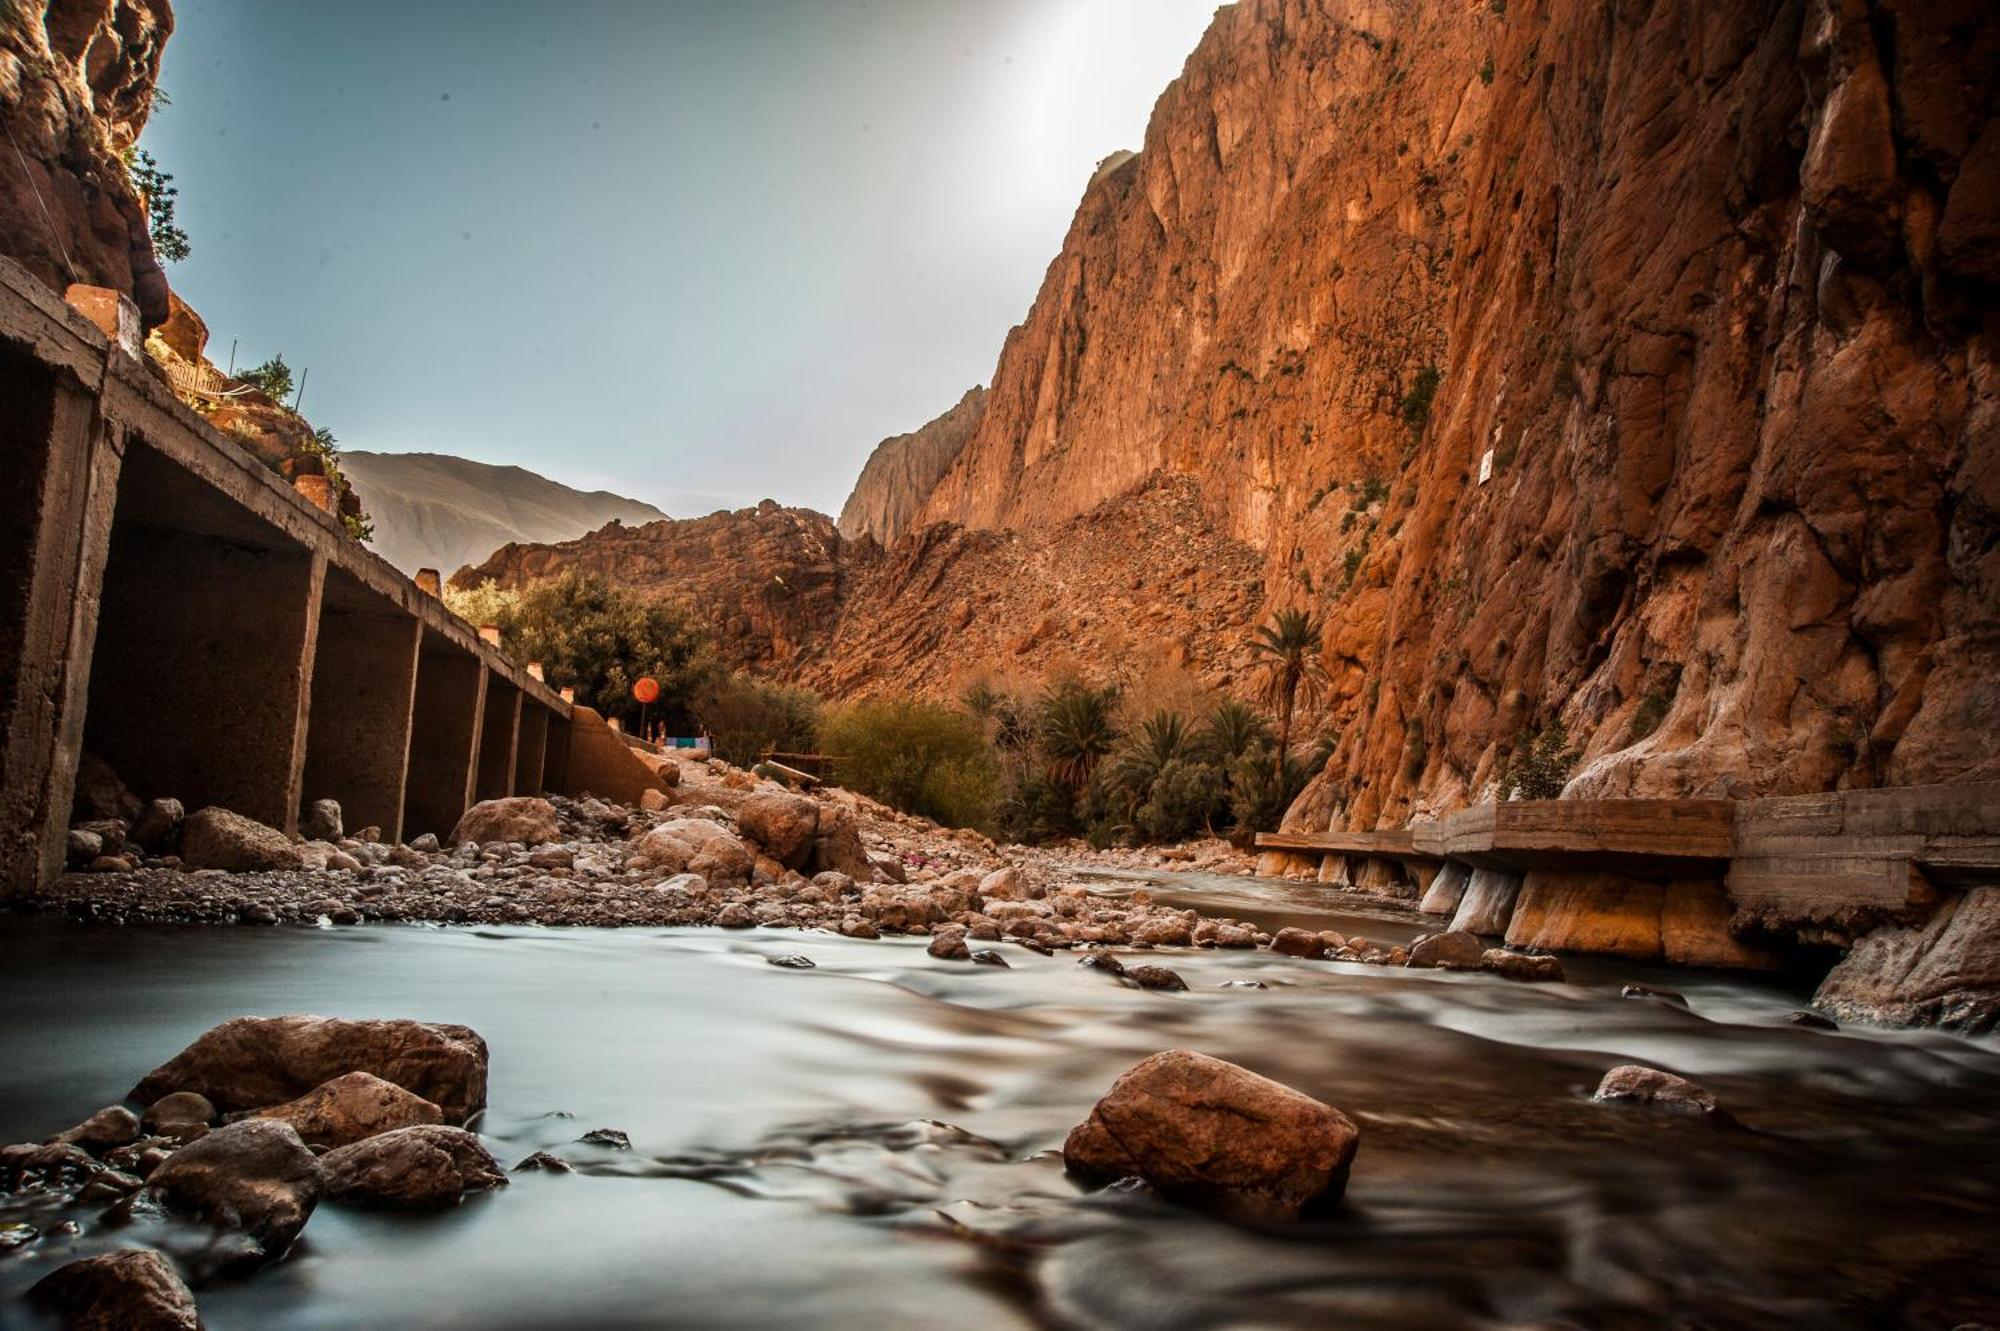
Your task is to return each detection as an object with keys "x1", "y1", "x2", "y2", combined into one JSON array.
[
  {"x1": 1258, "y1": 785, "x2": 2000, "y2": 967},
  {"x1": 1, "y1": 260, "x2": 664, "y2": 895}
]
